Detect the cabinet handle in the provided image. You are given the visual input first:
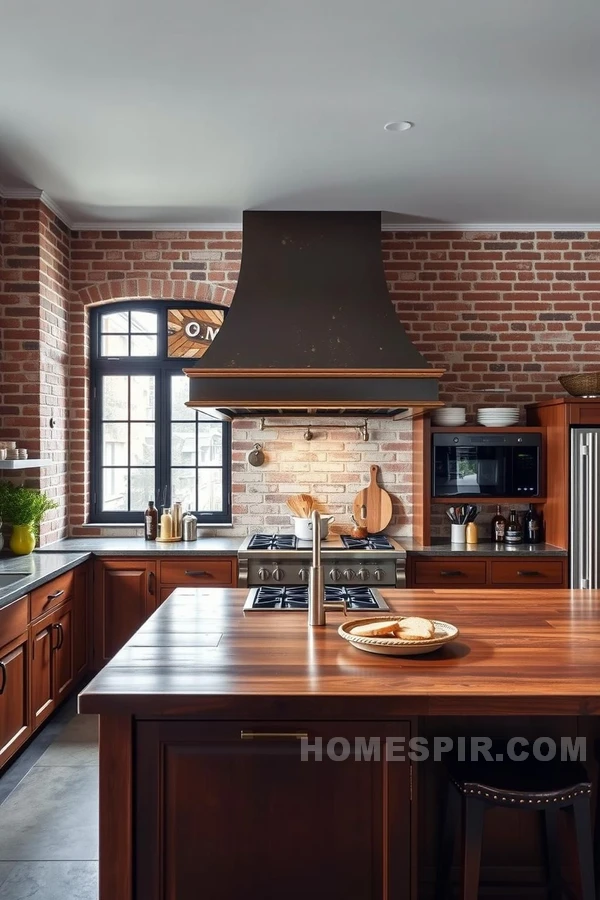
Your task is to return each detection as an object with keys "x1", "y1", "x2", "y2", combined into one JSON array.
[
  {"x1": 517, "y1": 570, "x2": 542, "y2": 577},
  {"x1": 240, "y1": 731, "x2": 308, "y2": 741},
  {"x1": 53, "y1": 622, "x2": 64, "y2": 650},
  {"x1": 439, "y1": 570, "x2": 464, "y2": 577},
  {"x1": 148, "y1": 571, "x2": 155, "y2": 595},
  {"x1": 47, "y1": 589, "x2": 64, "y2": 600},
  {"x1": 0, "y1": 662, "x2": 6, "y2": 695},
  {"x1": 184, "y1": 570, "x2": 213, "y2": 578}
]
